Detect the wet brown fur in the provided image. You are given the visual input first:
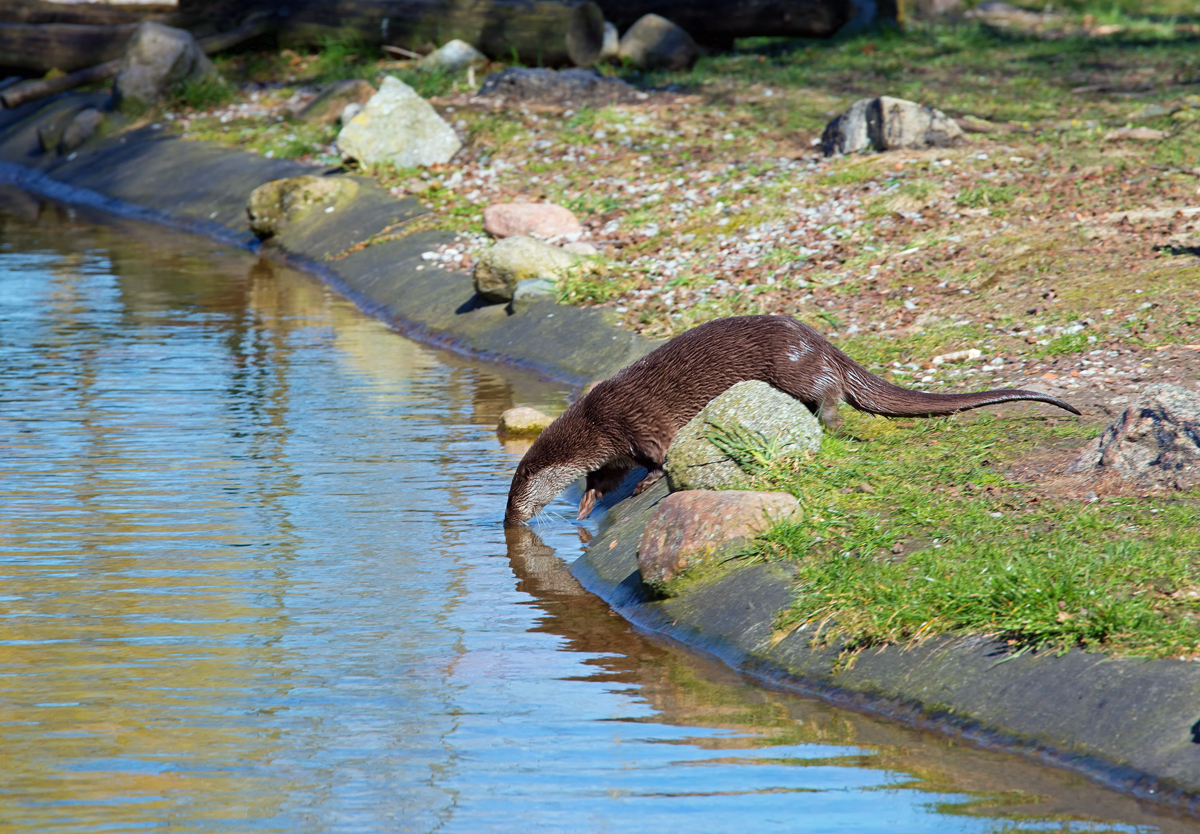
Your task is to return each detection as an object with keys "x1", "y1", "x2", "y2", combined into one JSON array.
[{"x1": 503, "y1": 315, "x2": 1080, "y2": 526}]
